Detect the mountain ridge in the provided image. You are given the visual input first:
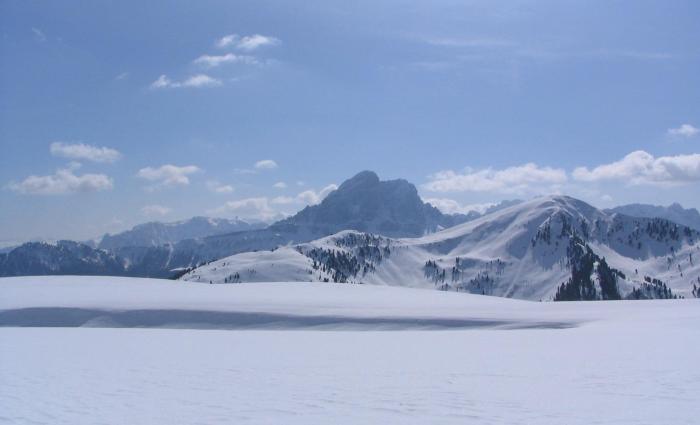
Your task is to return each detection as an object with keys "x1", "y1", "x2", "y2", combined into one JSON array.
[
  {"x1": 182, "y1": 195, "x2": 700, "y2": 300},
  {"x1": 0, "y1": 171, "x2": 471, "y2": 277},
  {"x1": 607, "y1": 203, "x2": 700, "y2": 231}
]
